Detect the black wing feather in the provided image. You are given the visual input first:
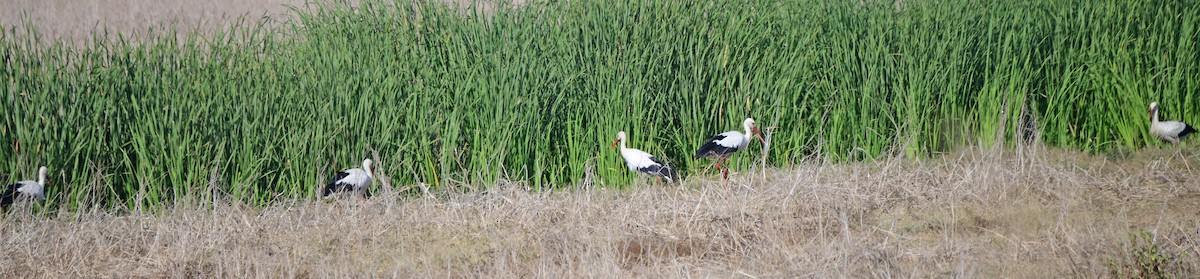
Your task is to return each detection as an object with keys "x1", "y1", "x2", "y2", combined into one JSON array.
[
  {"x1": 323, "y1": 171, "x2": 352, "y2": 196},
  {"x1": 1180, "y1": 124, "x2": 1197, "y2": 139},
  {"x1": 648, "y1": 156, "x2": 666, "y2": 166},
  {"x1": 695, "y1": 134, "x2": 738, "y2": 158},
  {"x1": 0, "y1": 183, "x2": 19, "y2": 209},
  {"x1": 652, "y1": 157, "x2": 680, "y2": 182},
  {"x1": 636, "y1": 164, "x2": 679, "y2": 183},
  {"x1": 637, "y1": 157, "x2": 680, "y2": 183}
]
